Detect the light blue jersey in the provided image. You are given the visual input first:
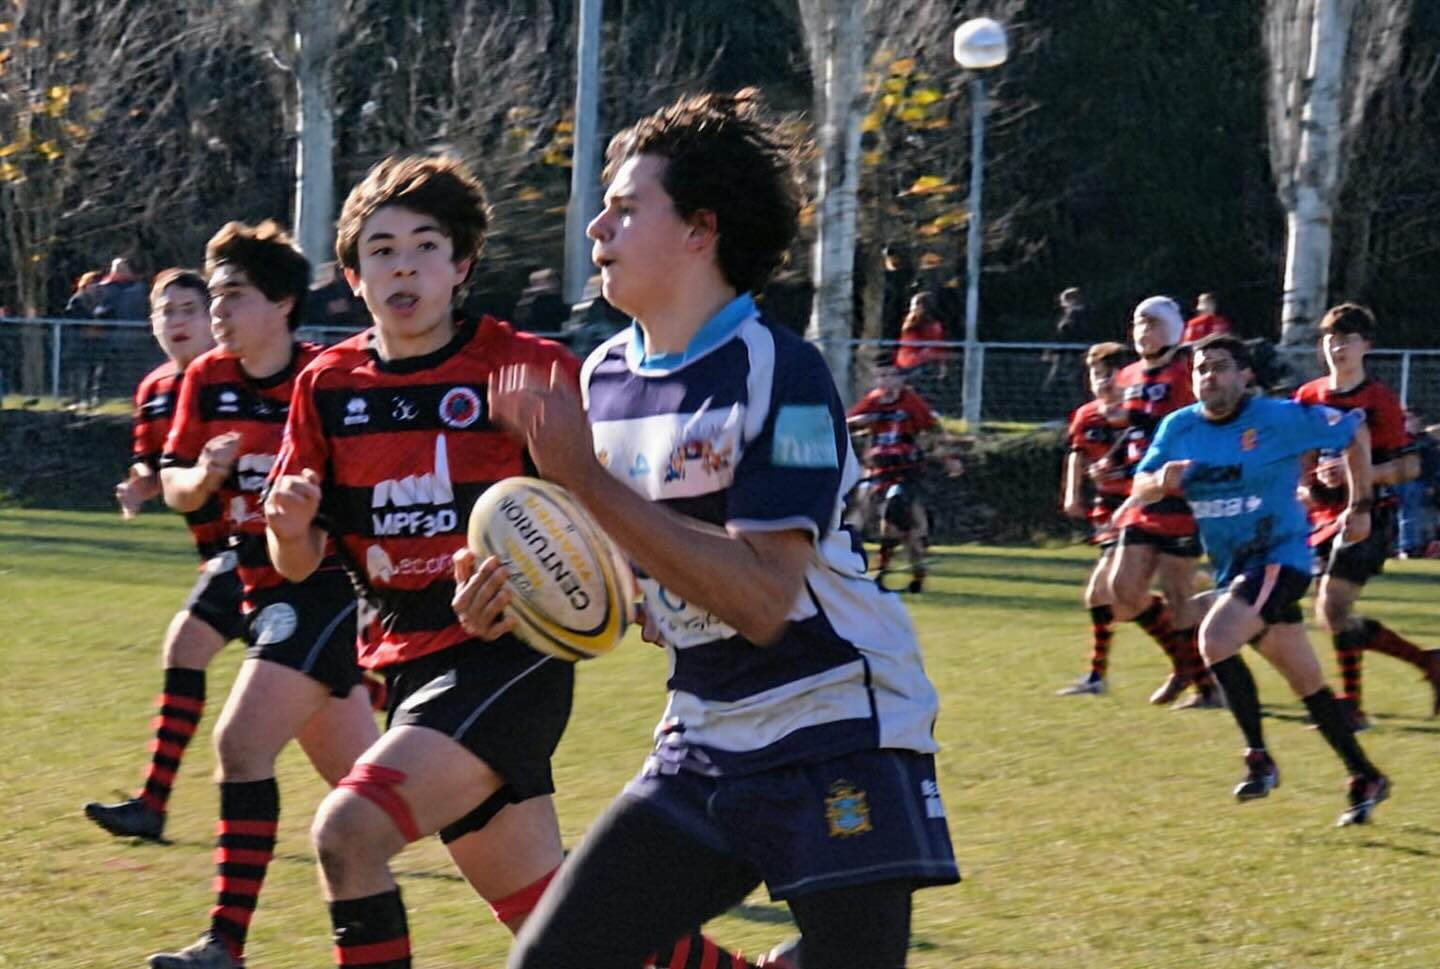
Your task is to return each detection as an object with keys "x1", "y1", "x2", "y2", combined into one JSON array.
[
  {"x1": 1138, "y1": 395, "x2": 1363, "y2": 585},
  {"x1": 581, "y1": 294, "x2": 941, "y2": 775}
]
